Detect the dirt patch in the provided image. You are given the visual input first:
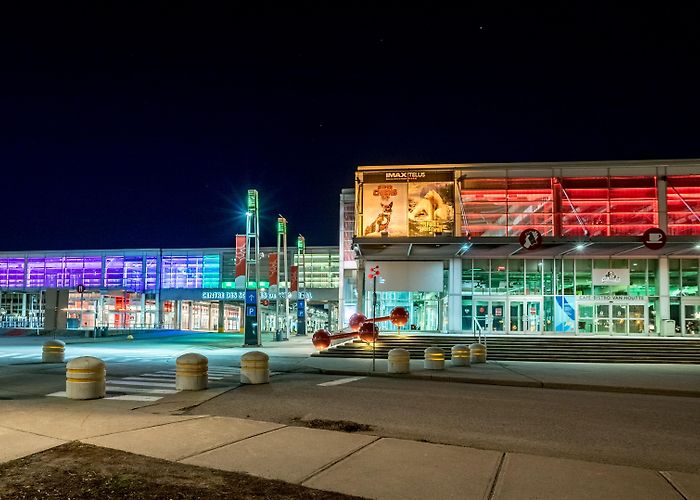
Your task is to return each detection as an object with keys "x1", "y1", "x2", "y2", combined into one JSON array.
[
  {"x1": 301, "y1": 419, "x2": 374, "y2": 433},
  {"x1": 0, "y1": 442, "x2": 364, "y2": 499}
]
